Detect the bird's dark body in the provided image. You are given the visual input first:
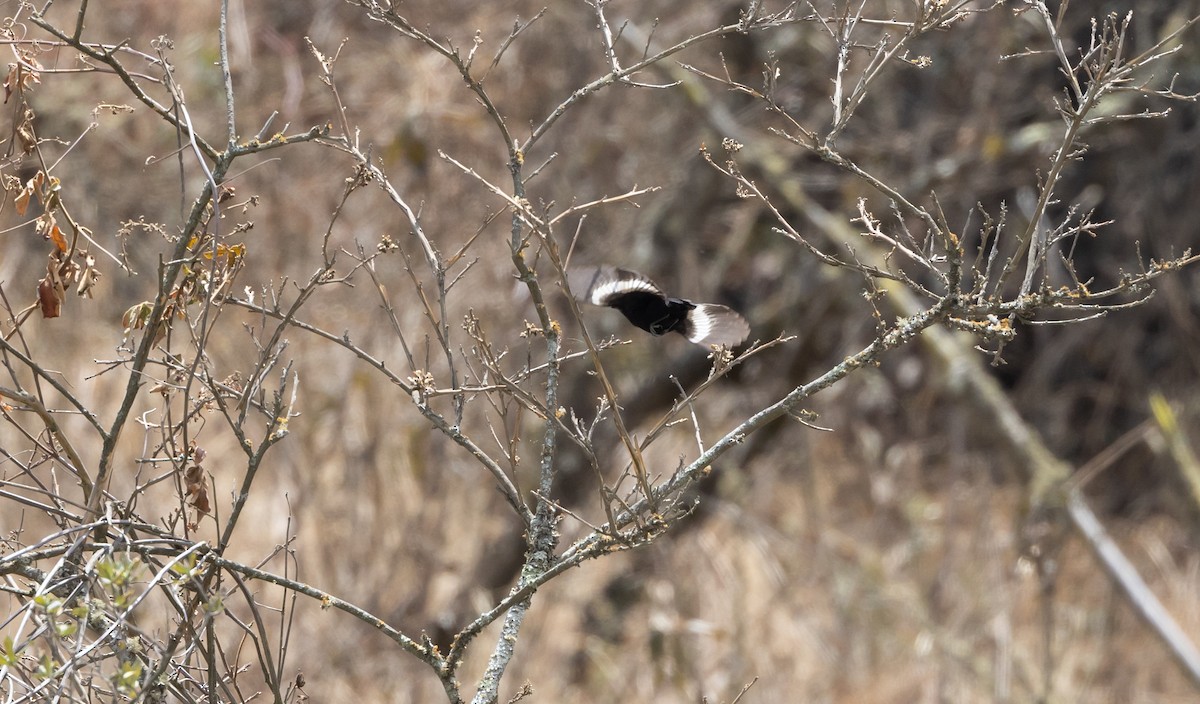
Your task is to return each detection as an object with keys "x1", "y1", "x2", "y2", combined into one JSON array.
[{"x1": 606, "y1": 291, "x2": 695, "y2": 336}]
